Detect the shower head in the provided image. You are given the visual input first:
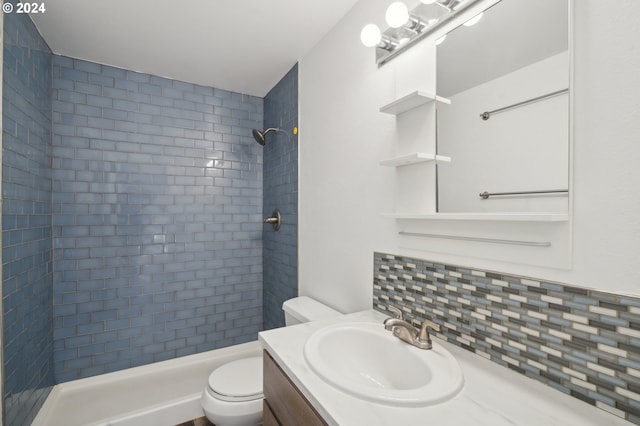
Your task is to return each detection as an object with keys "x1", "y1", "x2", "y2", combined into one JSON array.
[{"x1": 252, "y1": 128, "x2": 280, "y2": 145}]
